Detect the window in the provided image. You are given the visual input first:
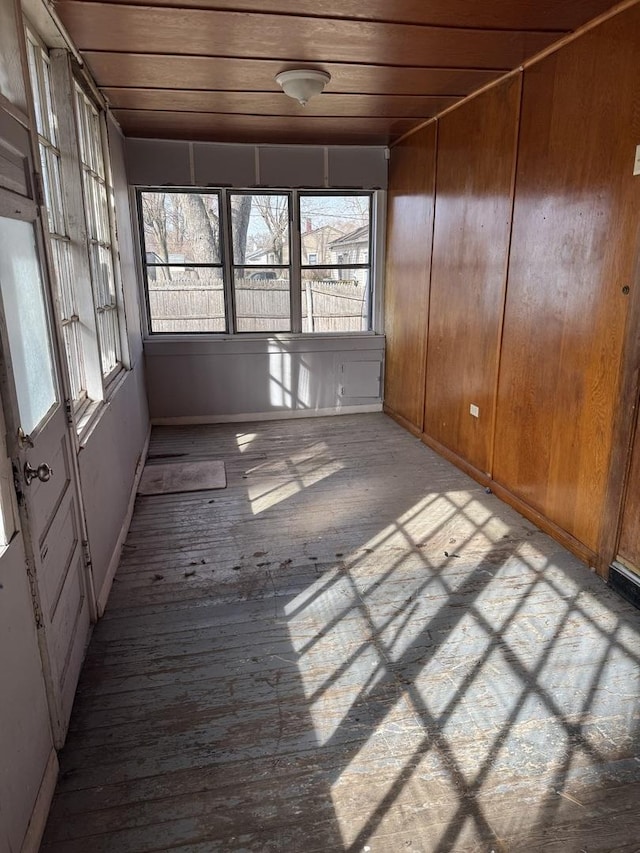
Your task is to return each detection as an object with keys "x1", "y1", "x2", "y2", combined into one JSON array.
[
  {"x1": 138, "y1": 189, "x2": 374, "y2": 335},
  {"x1": 74, "y1": 84, "x2": 121, "y2": 377},
  {"x1": 25, "y1": 27, "x2": 127, "y2": 422},
  {"x1": 140, "y1": 191, "x2": 225, "y2": 332},
  {"x1": 230, "y1": 193, "x2": 291, "y2": 333},
  {"x1": 26, "y1": 32, "x2": 86, "y2": 403},
  {"x1": 299, "y1": 194, "x2": 371, "y2": 333}
]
